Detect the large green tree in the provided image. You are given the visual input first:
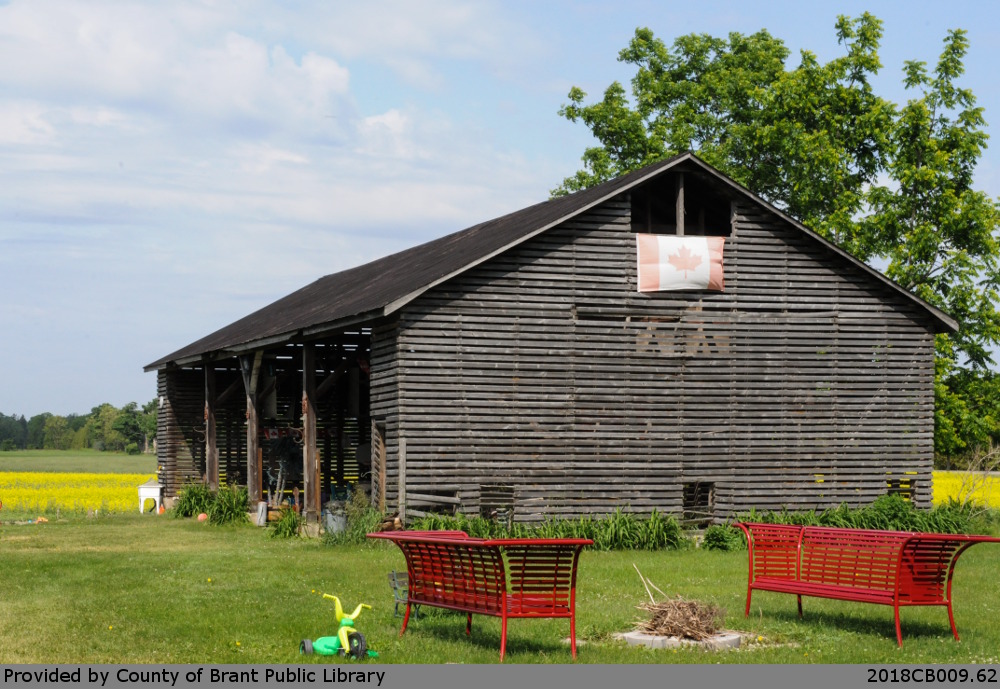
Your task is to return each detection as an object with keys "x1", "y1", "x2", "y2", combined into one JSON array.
[
  {"x1": 0, "y1": 412, "x2": 28, "y2": 450},
  {"x1": 559, "y1": 15, "x2": 1000, "y2": 459},
  {"x1": 140, "y1": 398, "x2": 157, "y2": 453},
  {"x1": 26, "y1": 413, "x2": 51, "y2": 449},
  {"x1": 84, "y1": 403, "x2": 125, "y2": 452},
  {"x1": 42, "y1": 415, "x2": 73, "y2": 451},
  {"x1": 112, "y1": 401, "x2": 147, "y2": 455}
]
